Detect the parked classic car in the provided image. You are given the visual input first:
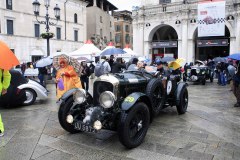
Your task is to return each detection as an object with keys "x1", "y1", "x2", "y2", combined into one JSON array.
[
  {"x1": 0, "y1": 70, "x2": 48, "y2": 107},
  {"x1": 58, "y1": 70, "x2": 188, "y2": 148},
  {"x1": 183, "y1": 60, "x2": 214, "y2": 85}
]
